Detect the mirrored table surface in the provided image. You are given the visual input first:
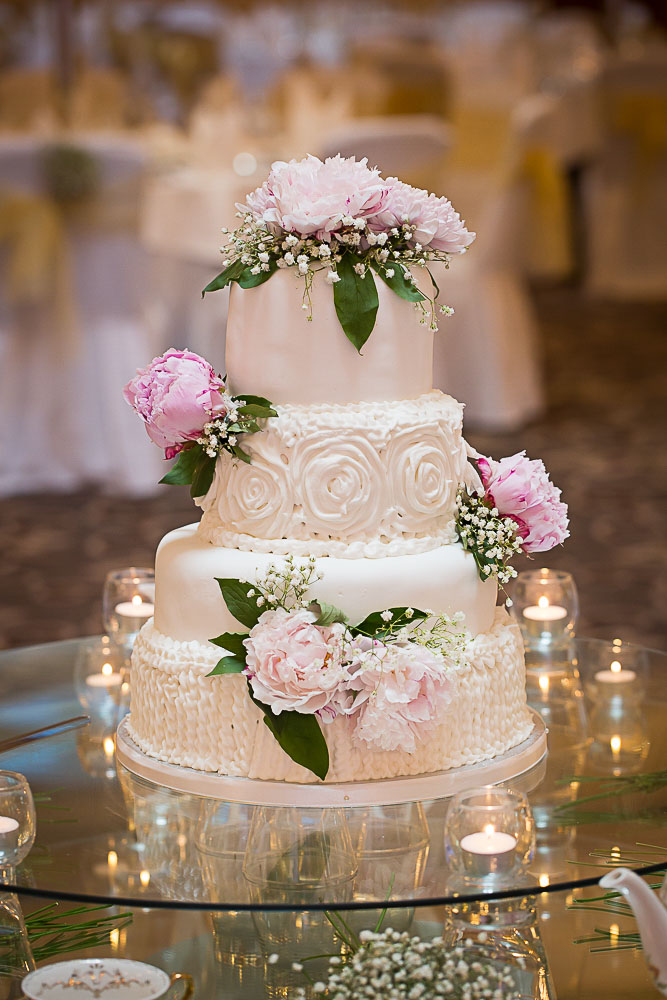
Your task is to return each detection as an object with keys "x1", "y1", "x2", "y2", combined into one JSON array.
[{"x1": 0, "y1": 636, "x2": 665, "y2": 912}]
